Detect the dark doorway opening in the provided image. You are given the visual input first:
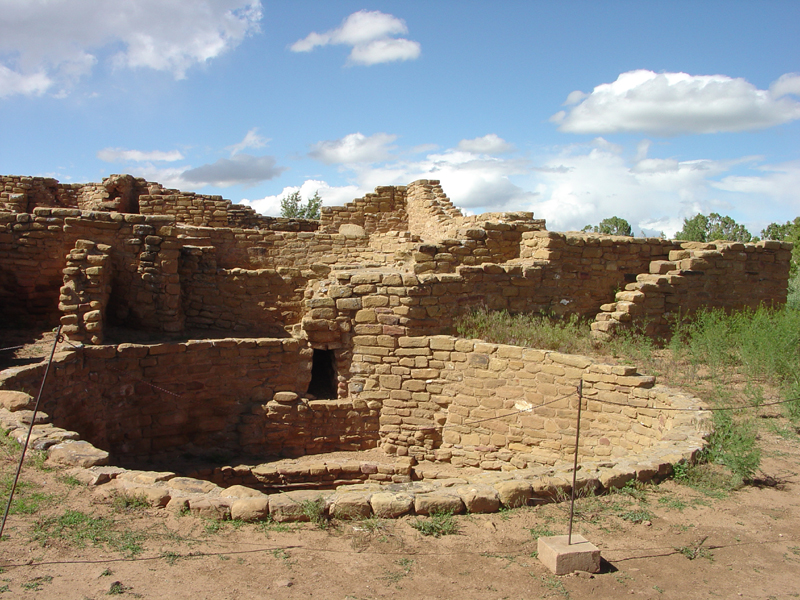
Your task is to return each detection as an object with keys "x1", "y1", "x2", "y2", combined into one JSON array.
[{"x1": 307, "y1": 349, "x2": 337, "y2": 399}]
